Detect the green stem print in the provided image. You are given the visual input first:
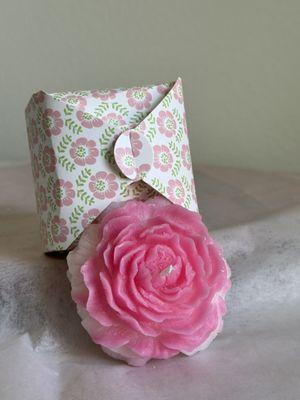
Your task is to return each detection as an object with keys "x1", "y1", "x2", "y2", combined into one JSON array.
[
  {"x1": 95, "y1": 102, "x2": 109, "y2": 117},
  {"x1": 151, "y1": 177, "x2": 166, "y2": 194},
  {"x1": 99, "y1": 127, "x2": 115, "y2": 147},
  {"x1": 65, "y1": 118, "x2": 83, "y2": 135},
  {"x1": 77, "y1": 188, "x2": 95, "y2": 206},
  {"x1": 64, "y1": 105, "x2": 74, "y2": 116},
  {"x1": 112, "y1": 102, "x2": 129, "y2": 116},
  {"x1": 58, "y1": 155, "x2": 76, "y2": 172},
  {"x1": 76, "y1": 168, "x2": 92, "y2": 187},
  {"x1": 69, "y1": 205, "x2": 84, "y2": 224},
  {"x1": 168, "y1": 141, "x2": 180, "y2": 158},
  {"x1": 57, "y1": 134, "x2": 72, "y2": 153},
  {"x1": 171, "y1": 159, "x2": 181, "y2": 177},
  {"x1": 146, "y1": 127, "x2": 156, "y2": 143}
]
